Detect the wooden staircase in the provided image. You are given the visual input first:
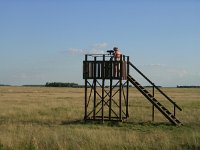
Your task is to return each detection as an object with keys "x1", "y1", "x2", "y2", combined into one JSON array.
[{"x1": 128, "y1": 62, "x2": 182, "y2": 126}]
